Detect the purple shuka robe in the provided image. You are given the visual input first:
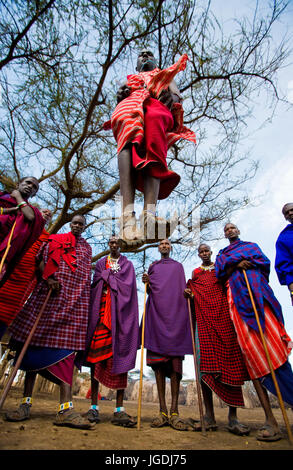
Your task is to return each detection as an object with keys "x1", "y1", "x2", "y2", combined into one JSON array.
[
  {"x1": 144, "y1": 258, "x2": 193, "y2": 356},
  {"x1": 78, "y1": 255, "x2": 139, "y2": 376}
]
